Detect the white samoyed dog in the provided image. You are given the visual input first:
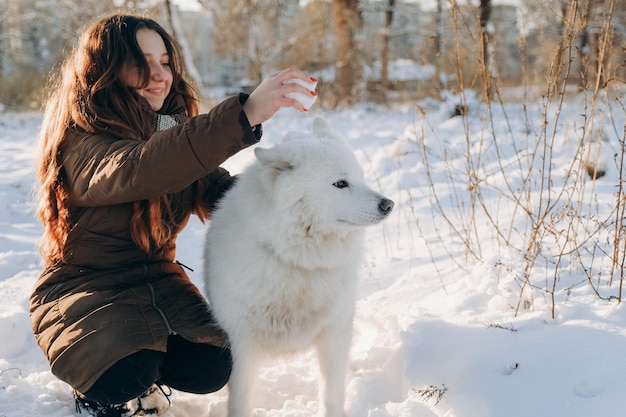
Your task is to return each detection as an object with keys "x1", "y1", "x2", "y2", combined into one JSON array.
[{"x1": 203, "y1": 117, "x2": 394, "y2": 417}]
